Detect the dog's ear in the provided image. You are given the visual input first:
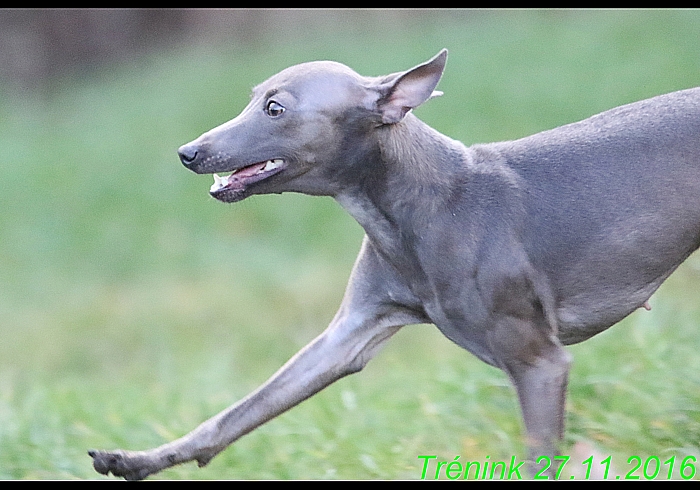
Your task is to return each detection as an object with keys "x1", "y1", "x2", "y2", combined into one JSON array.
[{"x1": 375, "y1": 49, "x2": 447, "y2": 125}]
